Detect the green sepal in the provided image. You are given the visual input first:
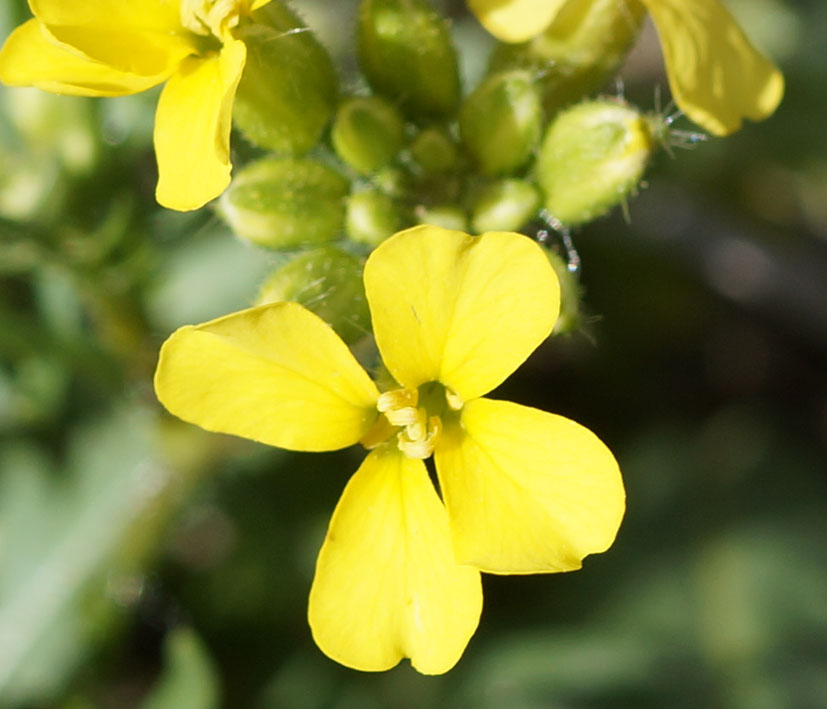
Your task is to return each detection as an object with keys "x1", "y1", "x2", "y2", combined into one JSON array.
[
  {"x1": 543, "y1": 246, "x2": 582, "y2": 336},
  {"x1": 332, "y1": 96, "x2": 405, "y2": 175},
  {"x1": 357, "y1": 0, "x2": 460, "y2": 119},
  {"x1": 490, "y1": 0, "x2": 645, "y2": 115},
  {"x1": 218, "y1": 157, "x2": 349, "y2": 248},
  {"x1": 256, "y1": 246, "x2": 371, "y2": 344},
  {"x1": 346, "y1": 190, "x2": 404, "y2": 247},
  {"x1": 535, "y1": 99, "x2": 653, "y2": 227},
  {"x1": 459, "y1": 70, "x2": 542, "y2": 176},
  {"x1": 415, "y1": 204, "x2": 467, "y2": 231},
  {"x1": 470, "y1": 178, "x2": 540, "y2": 234},
  {"x1": 233, "y1": 1, "x2": 338, "y2": 154},
  {"x1": 372, "y1": 166, "x2": 410, "y2": 199},
  {"x1": 409, "y1": 128, "x2": 459, "y2": 175}
]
